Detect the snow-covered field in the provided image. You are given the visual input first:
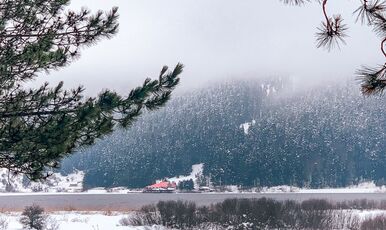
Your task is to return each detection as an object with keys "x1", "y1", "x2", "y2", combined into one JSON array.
[
  {"x1": 2, "y1": 212, "x2": 166, "y2": 230},
  {"x1": 0, "y1": 169, "x2": 84, "y2": 193},
  {"x1": 1, "y1": 209, "x2": 385, "y2": 230}
]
